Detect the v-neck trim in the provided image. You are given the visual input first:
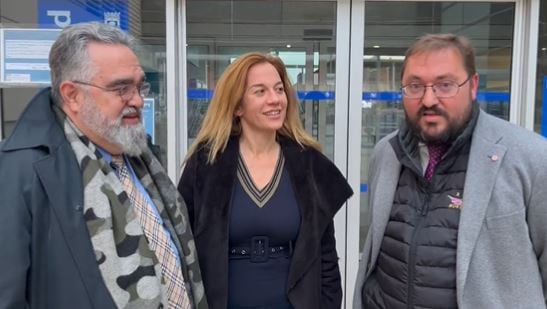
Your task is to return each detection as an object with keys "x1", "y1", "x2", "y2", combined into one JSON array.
[{"x1": 236, "y1": 151, "x2": 285, "y2": 208}]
